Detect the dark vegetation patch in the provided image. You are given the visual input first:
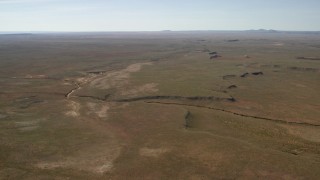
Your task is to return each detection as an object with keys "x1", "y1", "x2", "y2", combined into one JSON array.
[
  {"x1": 251, "y1": 71, "x2": 263, "y2": 75},
  {"x1": 240, "y1": 73, "x2": 249, "y2": 78},
  {"x1": 225, "y1": 72, "x2": 263, "y2": 79},
  {"x1": 260, "y1": 64, "x2": 319, "y2": 72},
  {"x1": 261, "y1": 64, "x2": 282, "y2": 68},
  {"x1": 207, "y1": 51, "x2": 221, "y2": 59},
  {"x1": 209, "y1": 52, "x2": 217, "y2": 55},
  {"x1": 146, "y1": 102, "x2": 320, "y2": 127},
  {"x1": 115, "y1": 95, "x2": 236, "y2": 103},
  {"x1": 86, "y1": 71, "x2": 106, "y2": 75},
  {"x1": 287, "y1": 67, "x2": 318, "y2": 72},
  {"x1": 76, "y1": 94, "x2": 111, "y2": 102},
  {"x1": 184, "y1": 110, "x2": 192, "y2": 128},
  {"x1": 261, "y1": 64, "x2": 319, "y2": 72},
  {"x1": 296, "y1": 56, "x2": 320, "y2": 61},
  {"x1": 226, "y1": 39, "x2": 239, "y2": 42},
  {"x1": 239, "y1": 72, "x2": 264, "y2": 77},
  {"x1": 210, "y1": 54, "x2": 222, "y2": 59},
  {"x1": 282, "y1": 148, "x2": 306, "y2": 156},
  {"x1": 227, "y1": 85, "x2": 237, "y2": 89}
]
